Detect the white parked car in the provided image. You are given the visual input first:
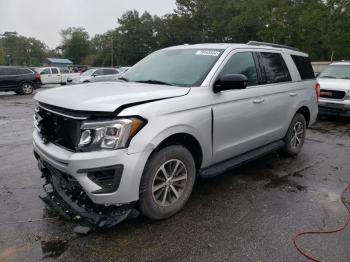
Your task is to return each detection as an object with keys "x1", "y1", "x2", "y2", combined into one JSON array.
[
  {"x1": 37, "y1": 67, "x2": 80, "y2": 85},
  {"x1": 318, "y1": 62, "x2": 350, "y2": 115},
  {"x1": 69, "y1": 68, "x2": 120, "y2": 84}
]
